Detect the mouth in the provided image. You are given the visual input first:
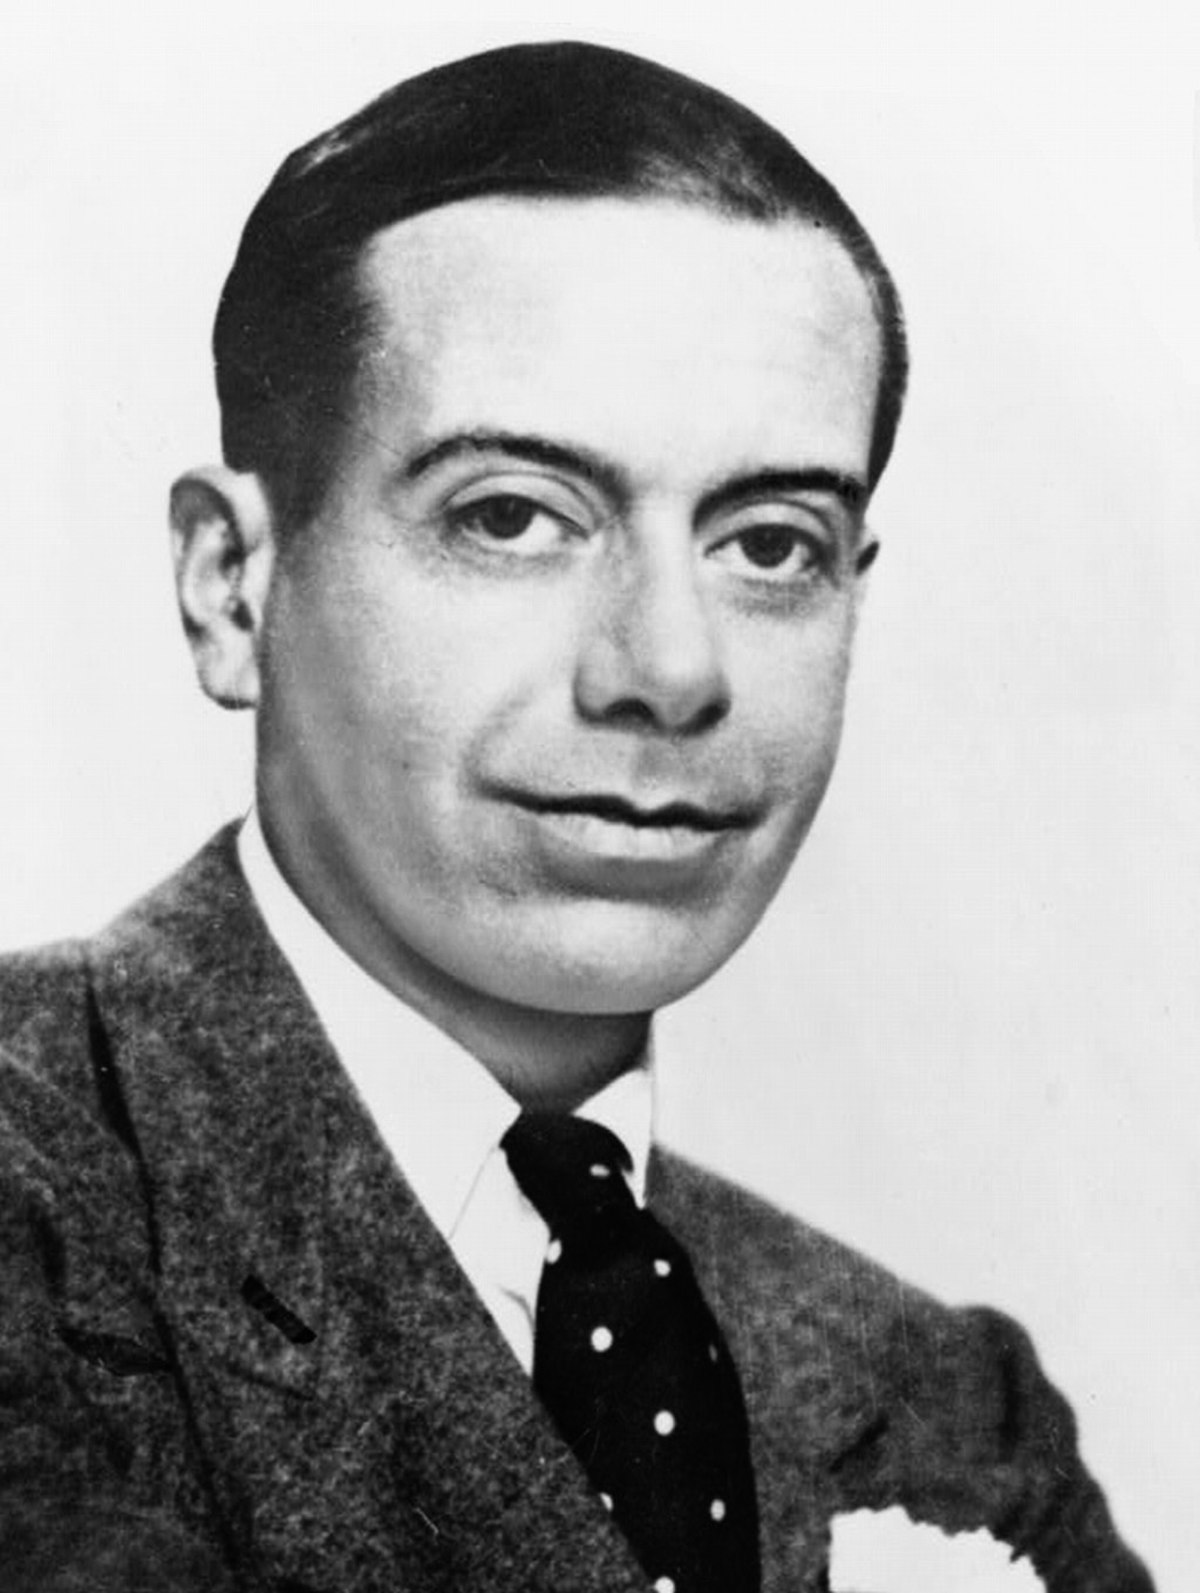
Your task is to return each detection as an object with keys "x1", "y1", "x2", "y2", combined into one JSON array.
[
  {"x1": 512, "y1": 791, "x2": 752, "y2": 832},
  {"x1": 500, "y1": 788, "x2": 756, "y2": 870}
]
